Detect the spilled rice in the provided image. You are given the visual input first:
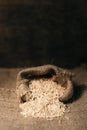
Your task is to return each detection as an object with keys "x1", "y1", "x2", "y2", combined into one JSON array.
[{"x1": 19, "y1": 79, "x2": 67, "y2": 120}]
